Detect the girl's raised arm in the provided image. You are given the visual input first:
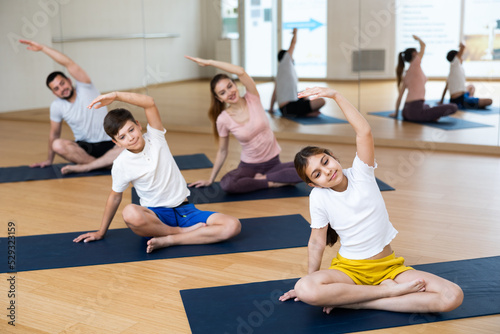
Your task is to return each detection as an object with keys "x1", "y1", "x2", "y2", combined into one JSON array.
[{"x1": 298, "y1": 87, "x2": 374, "y2": 166}]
